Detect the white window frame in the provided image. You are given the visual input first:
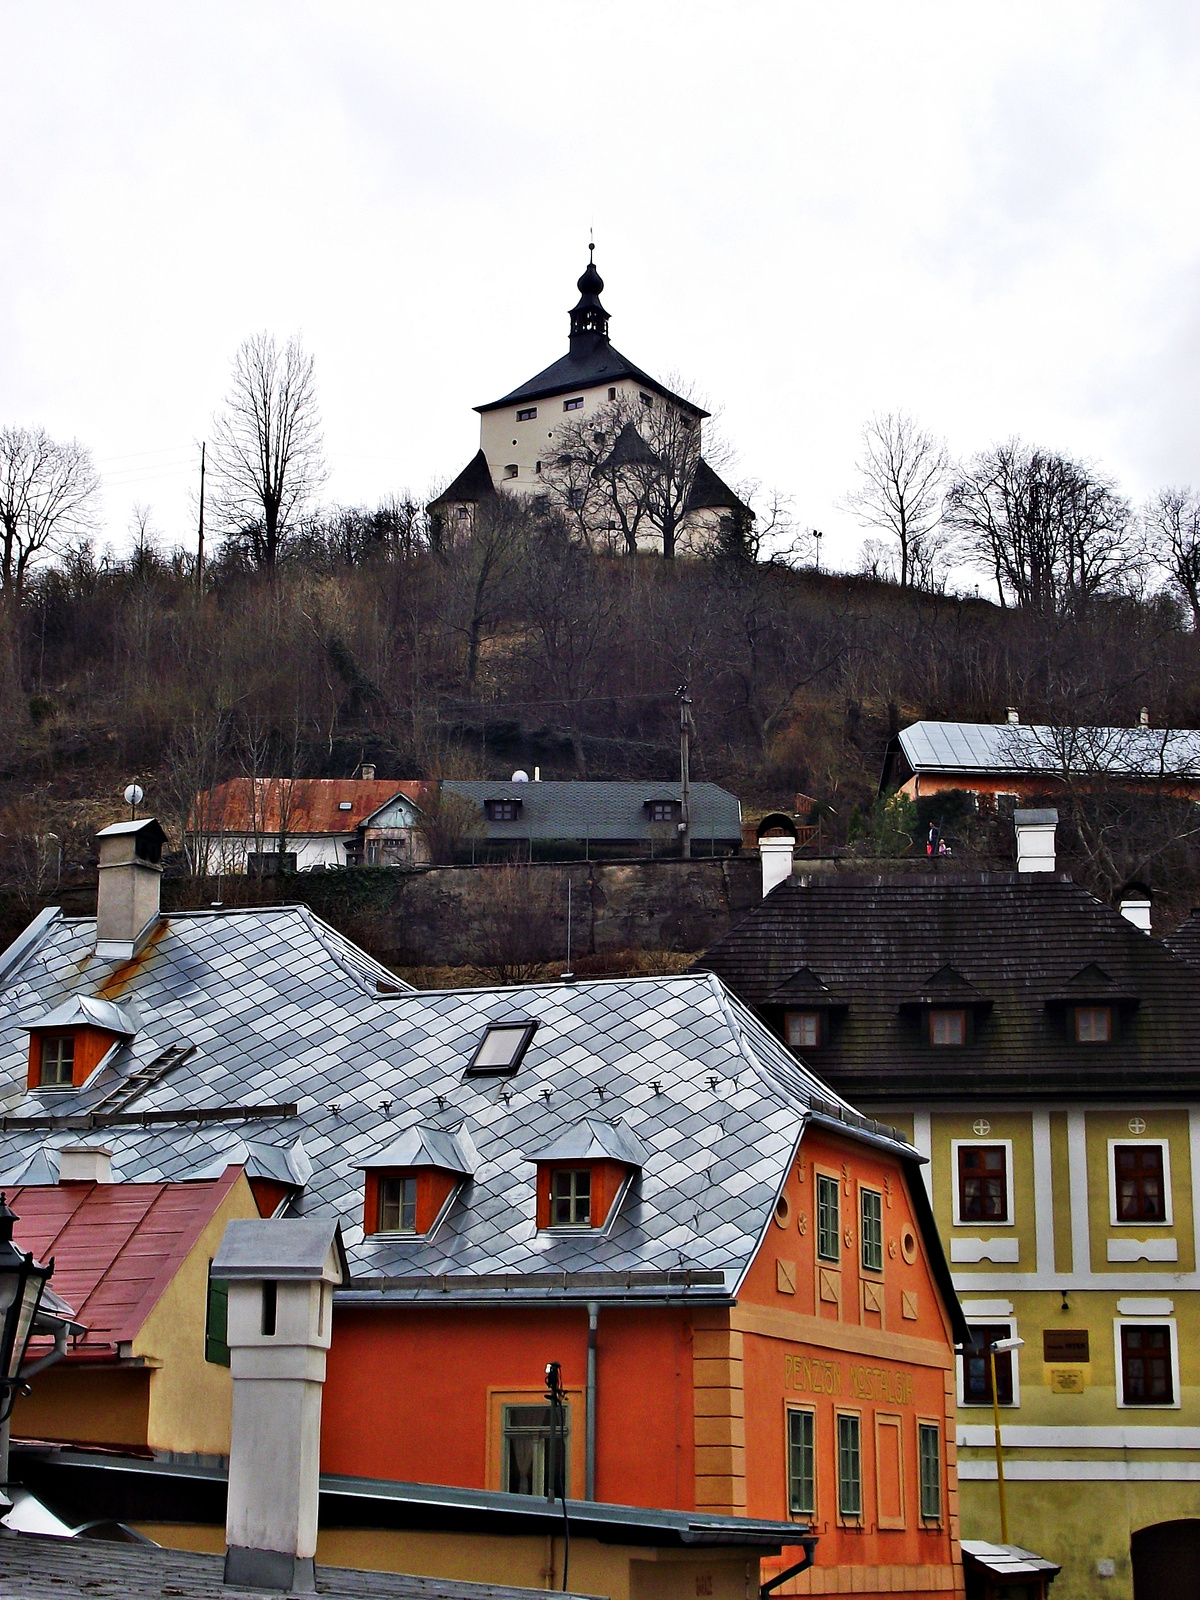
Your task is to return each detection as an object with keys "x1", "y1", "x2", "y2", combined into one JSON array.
[
  {"x1": 1114, "y1": 1317, "x2": 1180, "y2": 1410},
  {"x1": 1108, "y1": 1138, "x2": 1173, "y2": 1227},
  {"x1": 957, "y1": 1316, "x2": 1021, "y2": 1408},
  {"x1": 951, "y1": 1139, "x2": 1015, "y2": 1228}
]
